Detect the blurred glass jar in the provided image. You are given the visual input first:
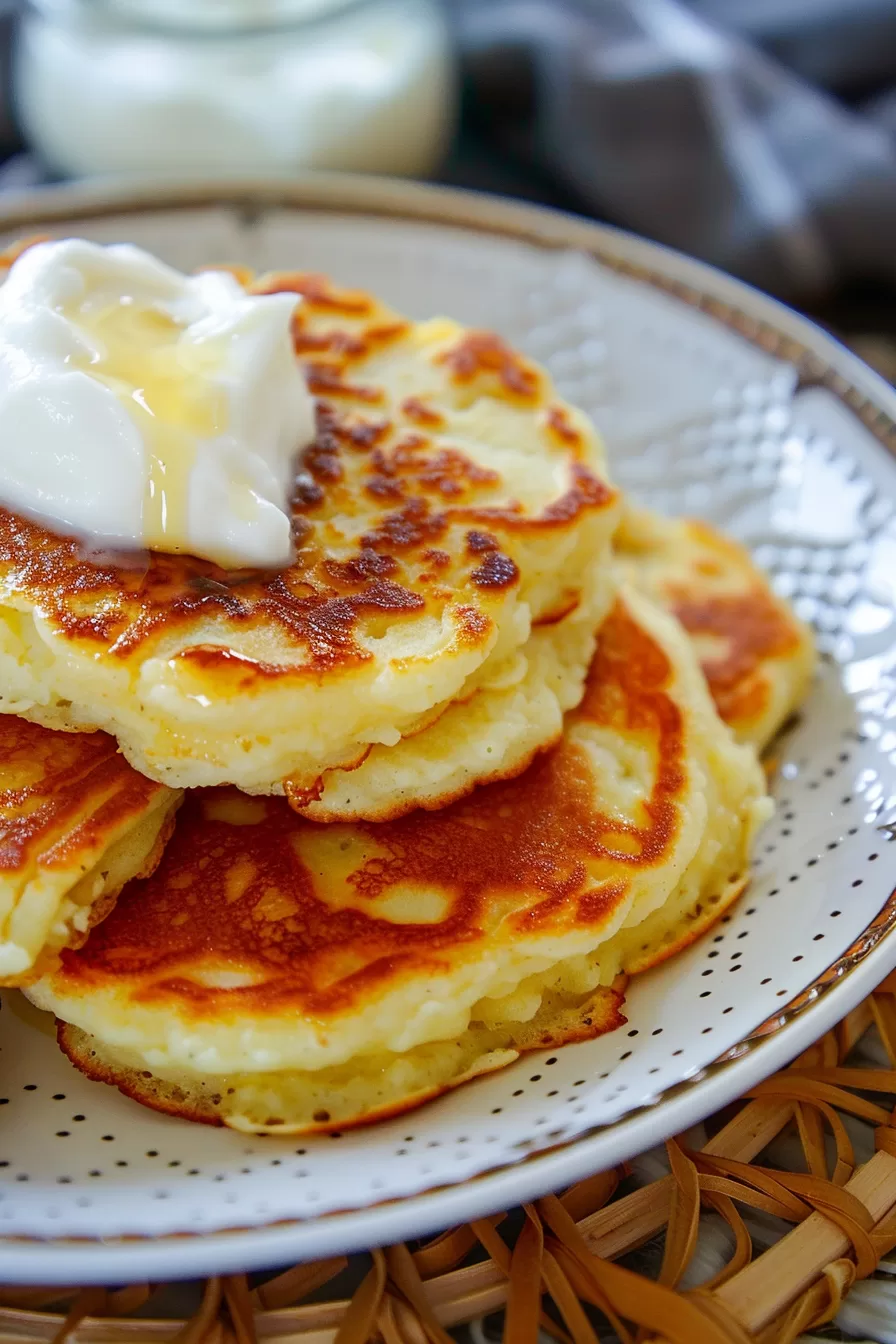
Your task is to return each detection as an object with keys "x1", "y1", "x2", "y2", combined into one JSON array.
[{"x1": 15, "y1": 0, "x2": 455, "y2": 179}]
